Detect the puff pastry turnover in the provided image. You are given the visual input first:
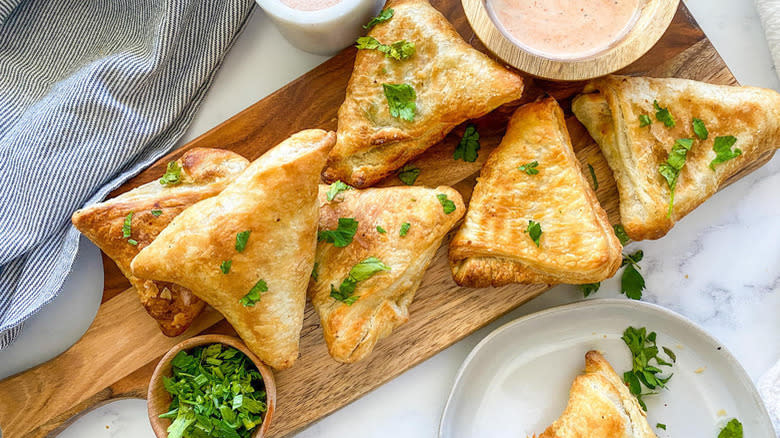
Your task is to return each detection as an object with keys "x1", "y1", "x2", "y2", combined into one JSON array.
[
  {"x1": 449, "y1": 98, "x2": 622, "y2": 287},
  {"x1": 322, "y1": 0, "x2": 524, "y2": 188},
  {"x1": 310, "y1": 184, "x2": 465, "y2": 363},
  {"x1": 534, "y1": 351, "x2": 657, "y2": 438},
  {"x1": 572, "y1": 75, "x2": 780, "y2": 241},
  {"x1": 71, "y1": 148, "x2": 249, "y2": 336},
  {"x1": 131, "y1": 130, "x2": 335, "y2": 369}
]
